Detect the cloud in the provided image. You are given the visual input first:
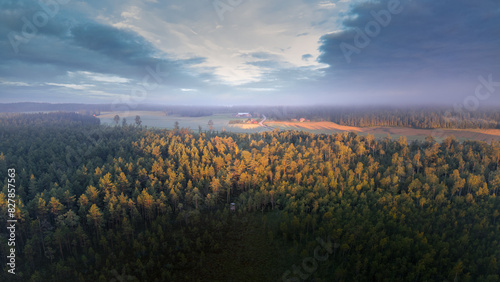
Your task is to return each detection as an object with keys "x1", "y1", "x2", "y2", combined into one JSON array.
[
  {"x1": 320, "y1": 0, "x2": 500, "y2": 72},
  {"x1": 46, "y1": 83, "x2": 95, "y2": 90},
  {"x1": 302, "y1": 54, "x2": 313, "y2": 61},
  {"x1": 69, "y1": 71, "x2": 131, "y2": 83},
  {"x1": 69, "y1": 22, "x2": 159, "y2": 67},
  {"x1": 318, "y1": 1, "x2": 336, "y2": 9},
  {"x1": 0, "y1": 0, "x2": 499, "y2": 106},
  {"x1": 0, "y1": 80, "x2": 30, "y2": 87},
  {"x1": 0, "y1": 0, "x2": 217, "y2": 102},
  {"x1": 239, "y1": 87, "x2": 278, "y2": 92},
  {"x1": 316, "y1": 0, "x2": 500, "y2": 104},
  {"x1": 99, "y1": 0, "x2": 348, "y2": 85}
]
